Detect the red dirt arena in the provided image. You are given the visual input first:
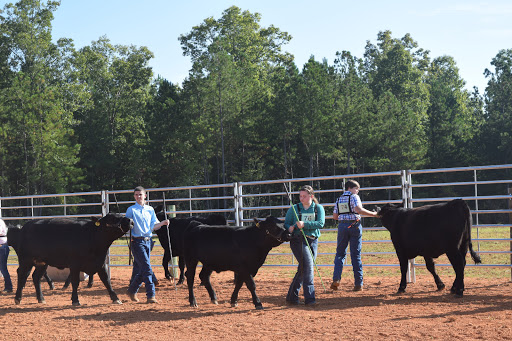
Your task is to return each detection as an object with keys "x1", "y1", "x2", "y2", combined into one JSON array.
[{"x1": 1, "y1": 266, "x2": 511, "y2": 340}]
